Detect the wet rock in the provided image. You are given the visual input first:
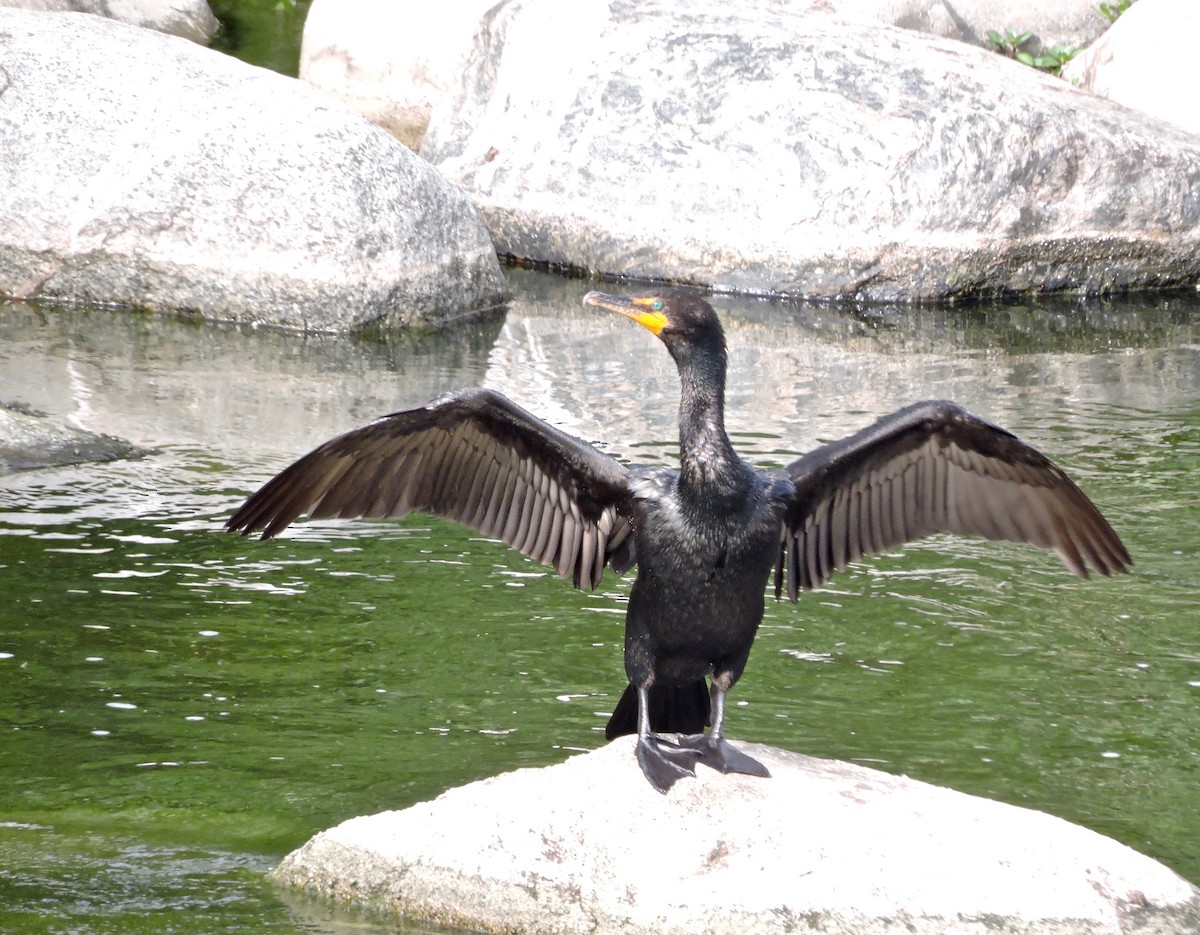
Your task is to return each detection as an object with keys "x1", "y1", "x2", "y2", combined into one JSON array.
[
  {"x1": 273, "y1": 738, "x2": 1200, "y2": 935},
  {"x1": 0, "y1": 402, "x2": 151, "y2": 474},
  {"x1": 1063, "y1": 0, "x2": 1200, "y2": 137},
  {"x1": 299, "y1": 0, "x2": 495, "y2": 149},
  {"x1": 0, "y1": 0, "x2": 218, "y2": 44},
  {"x1": 0, "y1": 9, "x2": 508, "y2": 332},
  {"x1": 421, "y1": 0, "x2": 1200, "y2": 301}
]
